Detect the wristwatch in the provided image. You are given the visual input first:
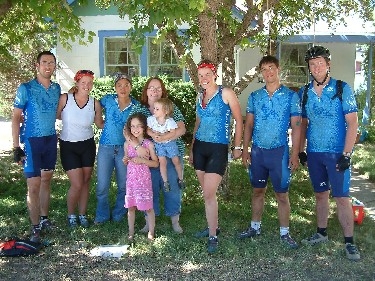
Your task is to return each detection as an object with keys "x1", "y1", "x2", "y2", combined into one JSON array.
[
  {"x1": 231, "y1": 146, "x2": 242, "y2": 151},
  {"x1": 343, "y1": 152, "x2": 351, "y2": 157}
]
